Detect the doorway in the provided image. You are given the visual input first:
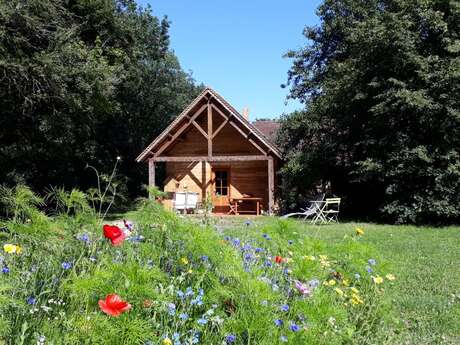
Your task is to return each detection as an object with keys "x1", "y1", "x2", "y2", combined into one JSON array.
[{"x1": 212, "y1": 168, "x2": 230, "y2": 209}]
